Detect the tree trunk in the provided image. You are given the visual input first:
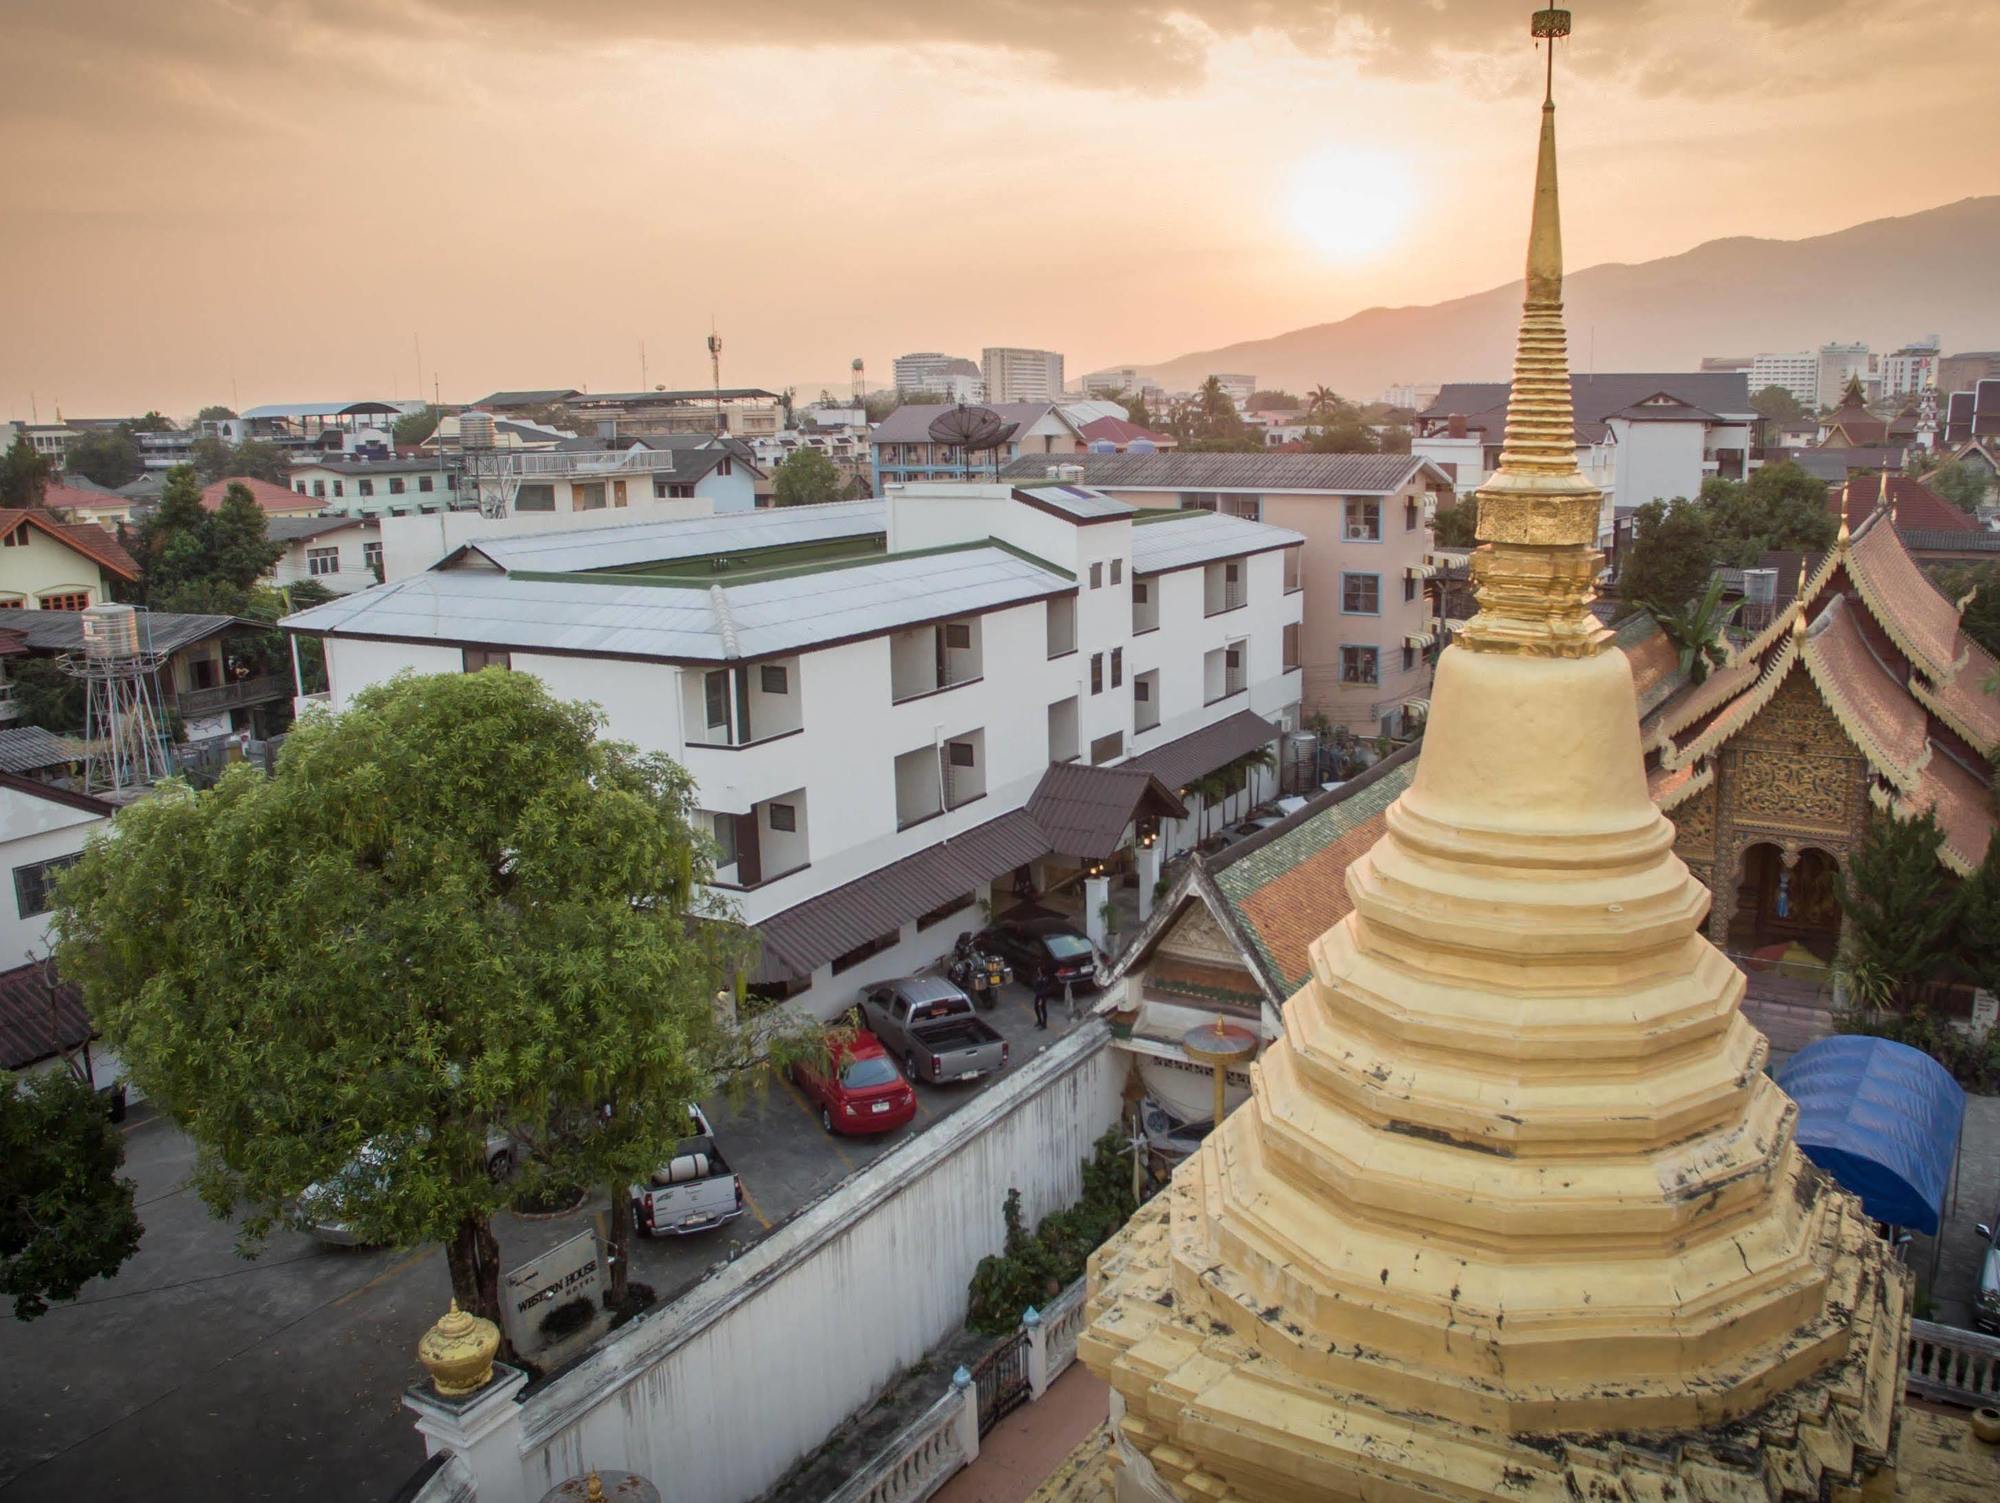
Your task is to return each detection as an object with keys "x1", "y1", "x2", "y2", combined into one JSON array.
[
  {"x1": 605, "y1": 1183, "x2": 632, "y2": 1308},
  {"x1": 447, "y1": 1212, "x2": 509, "y2": 1355}
]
